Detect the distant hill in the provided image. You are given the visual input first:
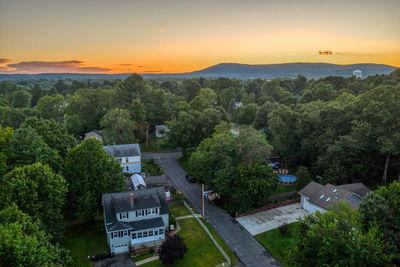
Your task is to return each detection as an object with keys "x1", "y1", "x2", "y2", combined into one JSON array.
[{"x1": 0, "y1": 63, "x2": 397, "y2": 81}]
